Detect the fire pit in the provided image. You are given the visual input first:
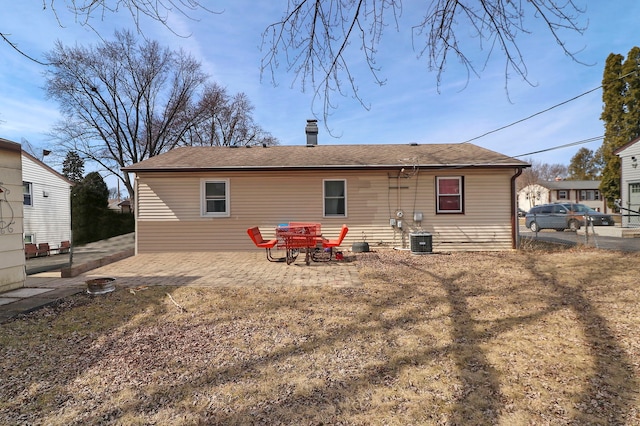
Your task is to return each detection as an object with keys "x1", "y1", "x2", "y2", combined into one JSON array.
[{"x1": 86, "y1": 277, "x2": 116, "y2": 295}]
